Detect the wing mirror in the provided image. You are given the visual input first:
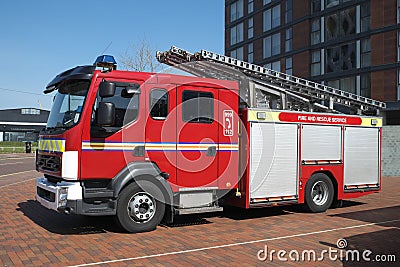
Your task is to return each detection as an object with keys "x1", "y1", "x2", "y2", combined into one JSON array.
[
  {"x1": 97, "y1": 102, "x2": 115, "y2": 126},
  {"x1": 99, "y1": 81, "x2": 116, "y2": 98}
]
